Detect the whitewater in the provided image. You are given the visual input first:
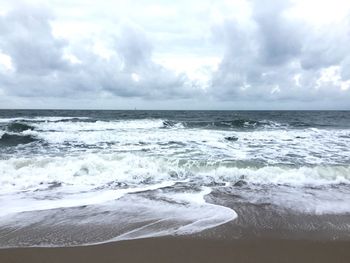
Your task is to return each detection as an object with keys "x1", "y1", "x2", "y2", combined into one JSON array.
[{"x1": 0, "y1": 110, "x2": 349, "y2": 247}]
